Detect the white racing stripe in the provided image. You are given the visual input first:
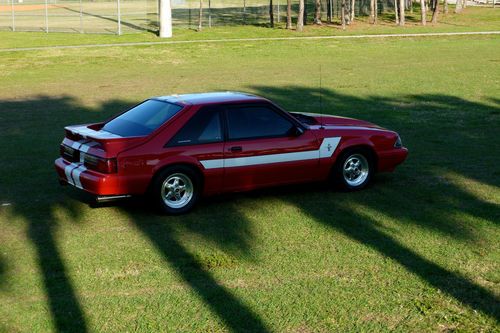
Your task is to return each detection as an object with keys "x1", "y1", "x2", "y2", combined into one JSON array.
[
  {"x1": 200, "y1": 137, "x2": 341, "y2": 170},
  {"x1": 64, "y1": 163, "x2": 78, "y2": 185},
  {"x1": 63, "y1": 140, "x2": 98, "y2": 188},
  {"x1": 71, "y1": 164, "x2": 87, "y2": 189}
]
